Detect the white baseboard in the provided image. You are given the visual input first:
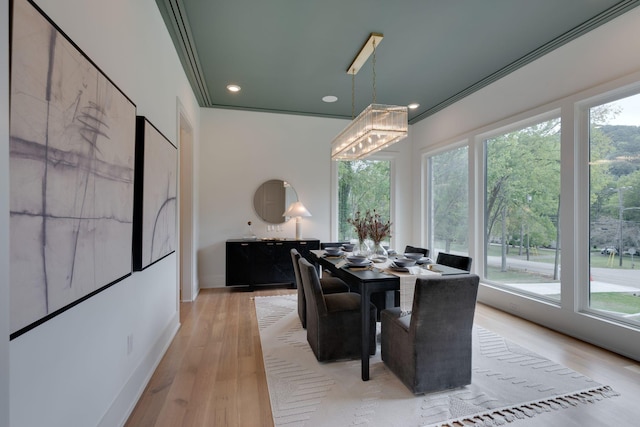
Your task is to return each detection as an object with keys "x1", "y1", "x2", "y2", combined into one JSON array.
[{"x1": 98, "y1": 312, "x2": 181, "y2": 427}]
